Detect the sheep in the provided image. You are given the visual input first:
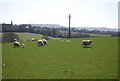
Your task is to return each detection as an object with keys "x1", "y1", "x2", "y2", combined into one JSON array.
[
  {"x1": 82, "y1": 40, "x2": 92, "y2": 47},
  {"x1": 13, "y1": 42, "x2": 20, "y2": 47},
  {"x1": 61, "y1": 40, "x2": 64, "y2": 42},
  {"x1": 22, "y1": 44, "x2": 25, "y2": 48},
  {"x1": 42, "y1": 39, "x2": 47, "y2": 45},
  {"x1": 32, "y1": 38, "x2": 35, "y2": 41},
  {"x1": 13, "y1": 39, "x2": 20, "y2": 48},
  {"x1": 38, "y1": 40, "x2": 44, "y2": 46},
  {"x1": 66, "y1": 40, "x2": 71, "y2": 42},
  {"x1": 14, "y1": 39, "x2": 17, "y2": 41}
]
